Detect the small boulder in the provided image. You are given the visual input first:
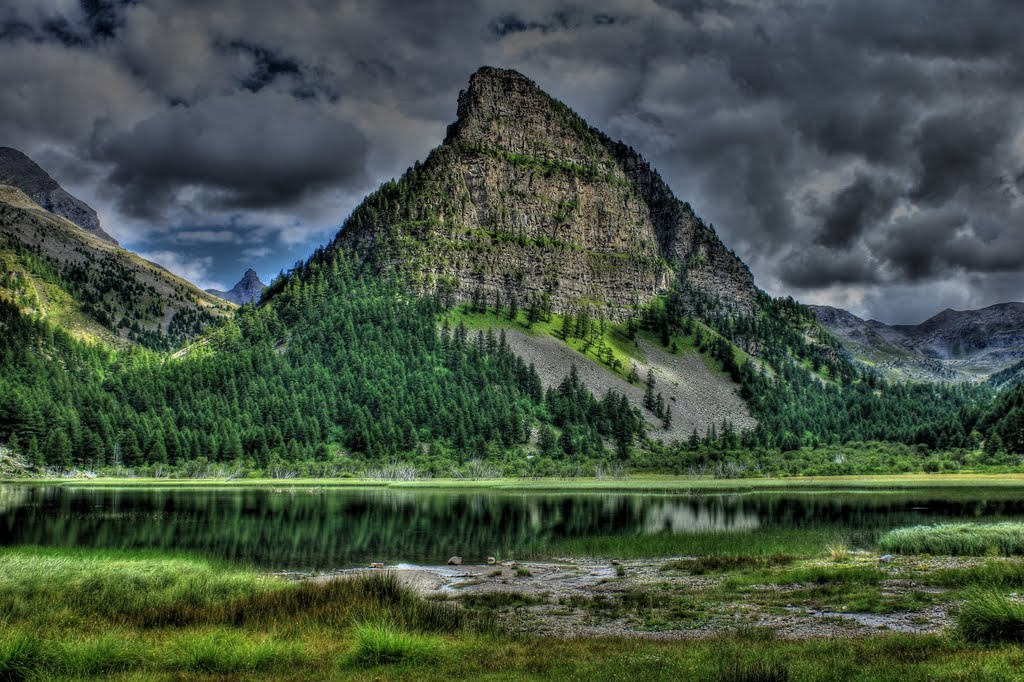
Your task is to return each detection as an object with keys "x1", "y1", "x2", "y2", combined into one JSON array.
[
  {"x1": 486, "y1": 556, "x2": 497, "y2": 565},
  {"x1": 447, "y1": 556, "x2": 463, "y2": 566},
  {"x1": 878, "y1": 554, "x2": 894, "y2": 563},
  {"x1": 369, "y1": 562, "x2": 384, "y2": 569},
  {"x1": 611, "y1": 559, "x2": 622, "y2": 566},
  {"x1": 501, "y1": 561, "x2": 517, "y2": 568}
]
